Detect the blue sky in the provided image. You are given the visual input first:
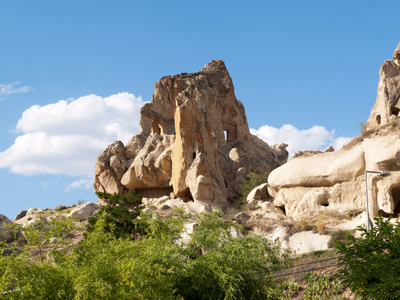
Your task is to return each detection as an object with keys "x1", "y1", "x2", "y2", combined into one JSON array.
[{"x1": 1, "y1": 1, "x2": 400, "y2": 219}]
